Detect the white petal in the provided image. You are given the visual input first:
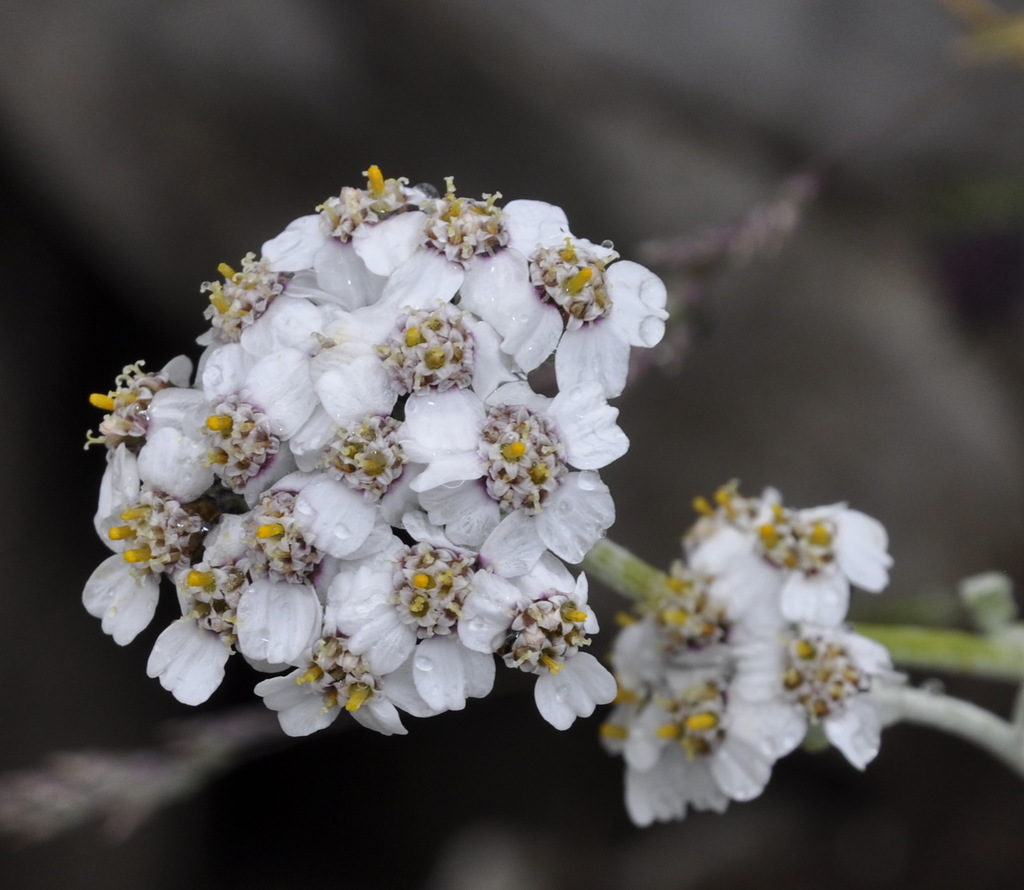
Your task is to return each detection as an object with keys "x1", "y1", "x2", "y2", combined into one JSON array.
[
  {"x1": 824, "y1": 697, "x2": 882, "y2": 770},
  {"x1": 313, "y1": 239, "x2": 386, "y2": 309},
  {"x1": 533, "y1": 652, "x2": 617, "y2": 730},
  {"x1": 419, "y1": 480, "x2": 499, "y2": 548},
  {"x1": 780, "y1": 570, "x2": 849, "y2": 626},
  {"x1": 243, "y1": 349, "x2": 317, "y2": 438},
  {"x1": 137, "y1": 427, "x2": 215, "y2": 502},
  {"x1": 316, "y1": 356, "x2": 397, "y2": 426},
  {"x1": 458, "y1": 571, "x2": 523, "y2": 653},
  {"x1": 201, "y1": 342, "x2": 253, "y2": 402},
  {"x1": 377, "y1": 248, "x2": 463, "y2": 312},
  {"x1": 709, "y1": 735, "x2": 773, "y2": 801},
  {"x1": 502, "y1": 199, "x2": 570, "y2": 252},
  {"x1": 352, "y1": 211, "x2": 427, "y2": 276},
  {"x1": 605, "y1": 260, "x2": 669, "y2": 347},
  {"x1": 261, "y1": 214, "x2": 327, "y2": 272},
  {"x1": 147, "y1": 387, "x2": 206, "y2": 436},
  {"x1": 549, "y1": 383, "x2": 629, "y2": 469},
  {"x1": 239, "y1": 295, "x2": 324, "y2": 356},
  {"x1": 94, "y1": 444, "x2": 139, "y2": 541},
  {"x1": 555, "y1": 322, "x2": 631, "y2": 399},
  {"x1": 255, "y1": 674, "x2": 338, "y2": 737},
  {"x1": 836, "y1": 510, "x2": 892, "y2": 593},
  {"x1": 351, "y1": 698, "x2": 407, "y2": 735},
  {"x1": 293, "y1": 475, "x2": 377, "y2": 558},
  {"x1": 477, "y1": 510, "x2": 546, "y2": 578},
  {"x1": 82, "y1": 555, "x2": 159, "y2": 645},
  {"x1": 534, "y1": 474, "x2": 614, "y2": 563},
  {"x1": 147, "y1": 619, "x2": 230, "y2": 705},
  {"x1": 412, "y1": 637, "x2": 494, "y2": 711},
  {"x1": 235, "y1": 579, "x2": 322, "y2": 665},
  {"x1": 466, "y1": 317, "x2": 517, "y2": 400}
]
